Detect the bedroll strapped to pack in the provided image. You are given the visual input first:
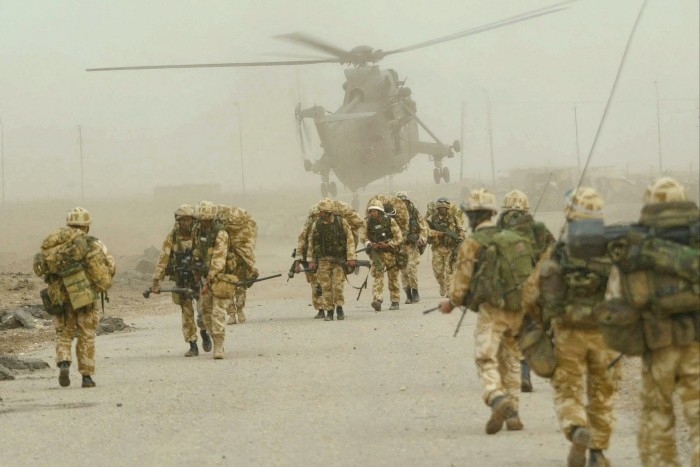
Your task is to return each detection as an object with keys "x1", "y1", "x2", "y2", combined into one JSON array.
[
  {"x1": 218, "y1": 206, "x2": 258, "y2": 271},
  {"x1": 467, "y1": 229, "x2": 534, "y2": 312}
]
